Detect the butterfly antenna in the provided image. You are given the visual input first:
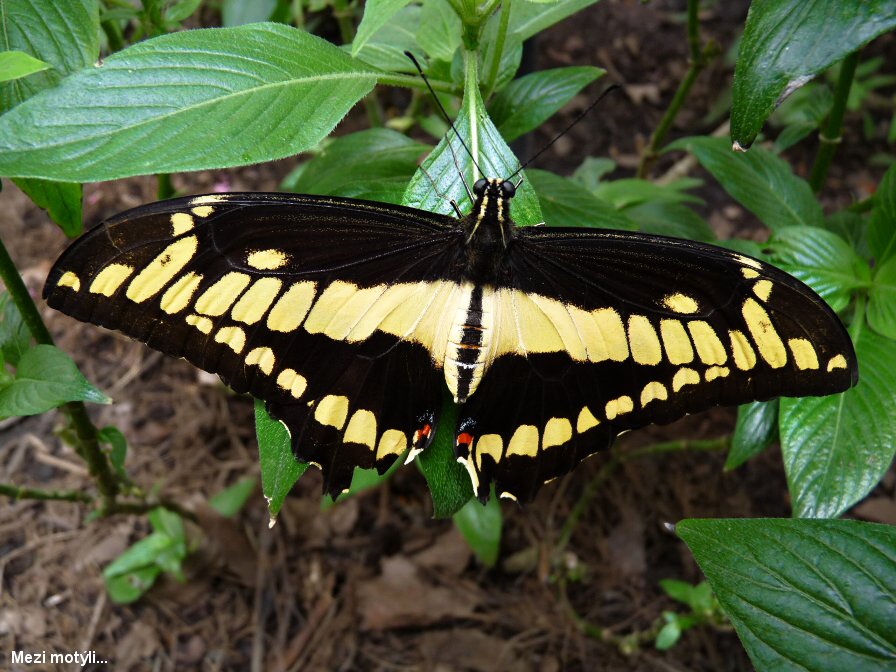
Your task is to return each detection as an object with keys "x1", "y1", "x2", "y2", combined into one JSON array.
[
  {"x1": 405, "y1": 51, "x2": 483, "y2": 200},
  {"x1": 508, "y1": 84, "x2": 622, "y2": 180}
]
